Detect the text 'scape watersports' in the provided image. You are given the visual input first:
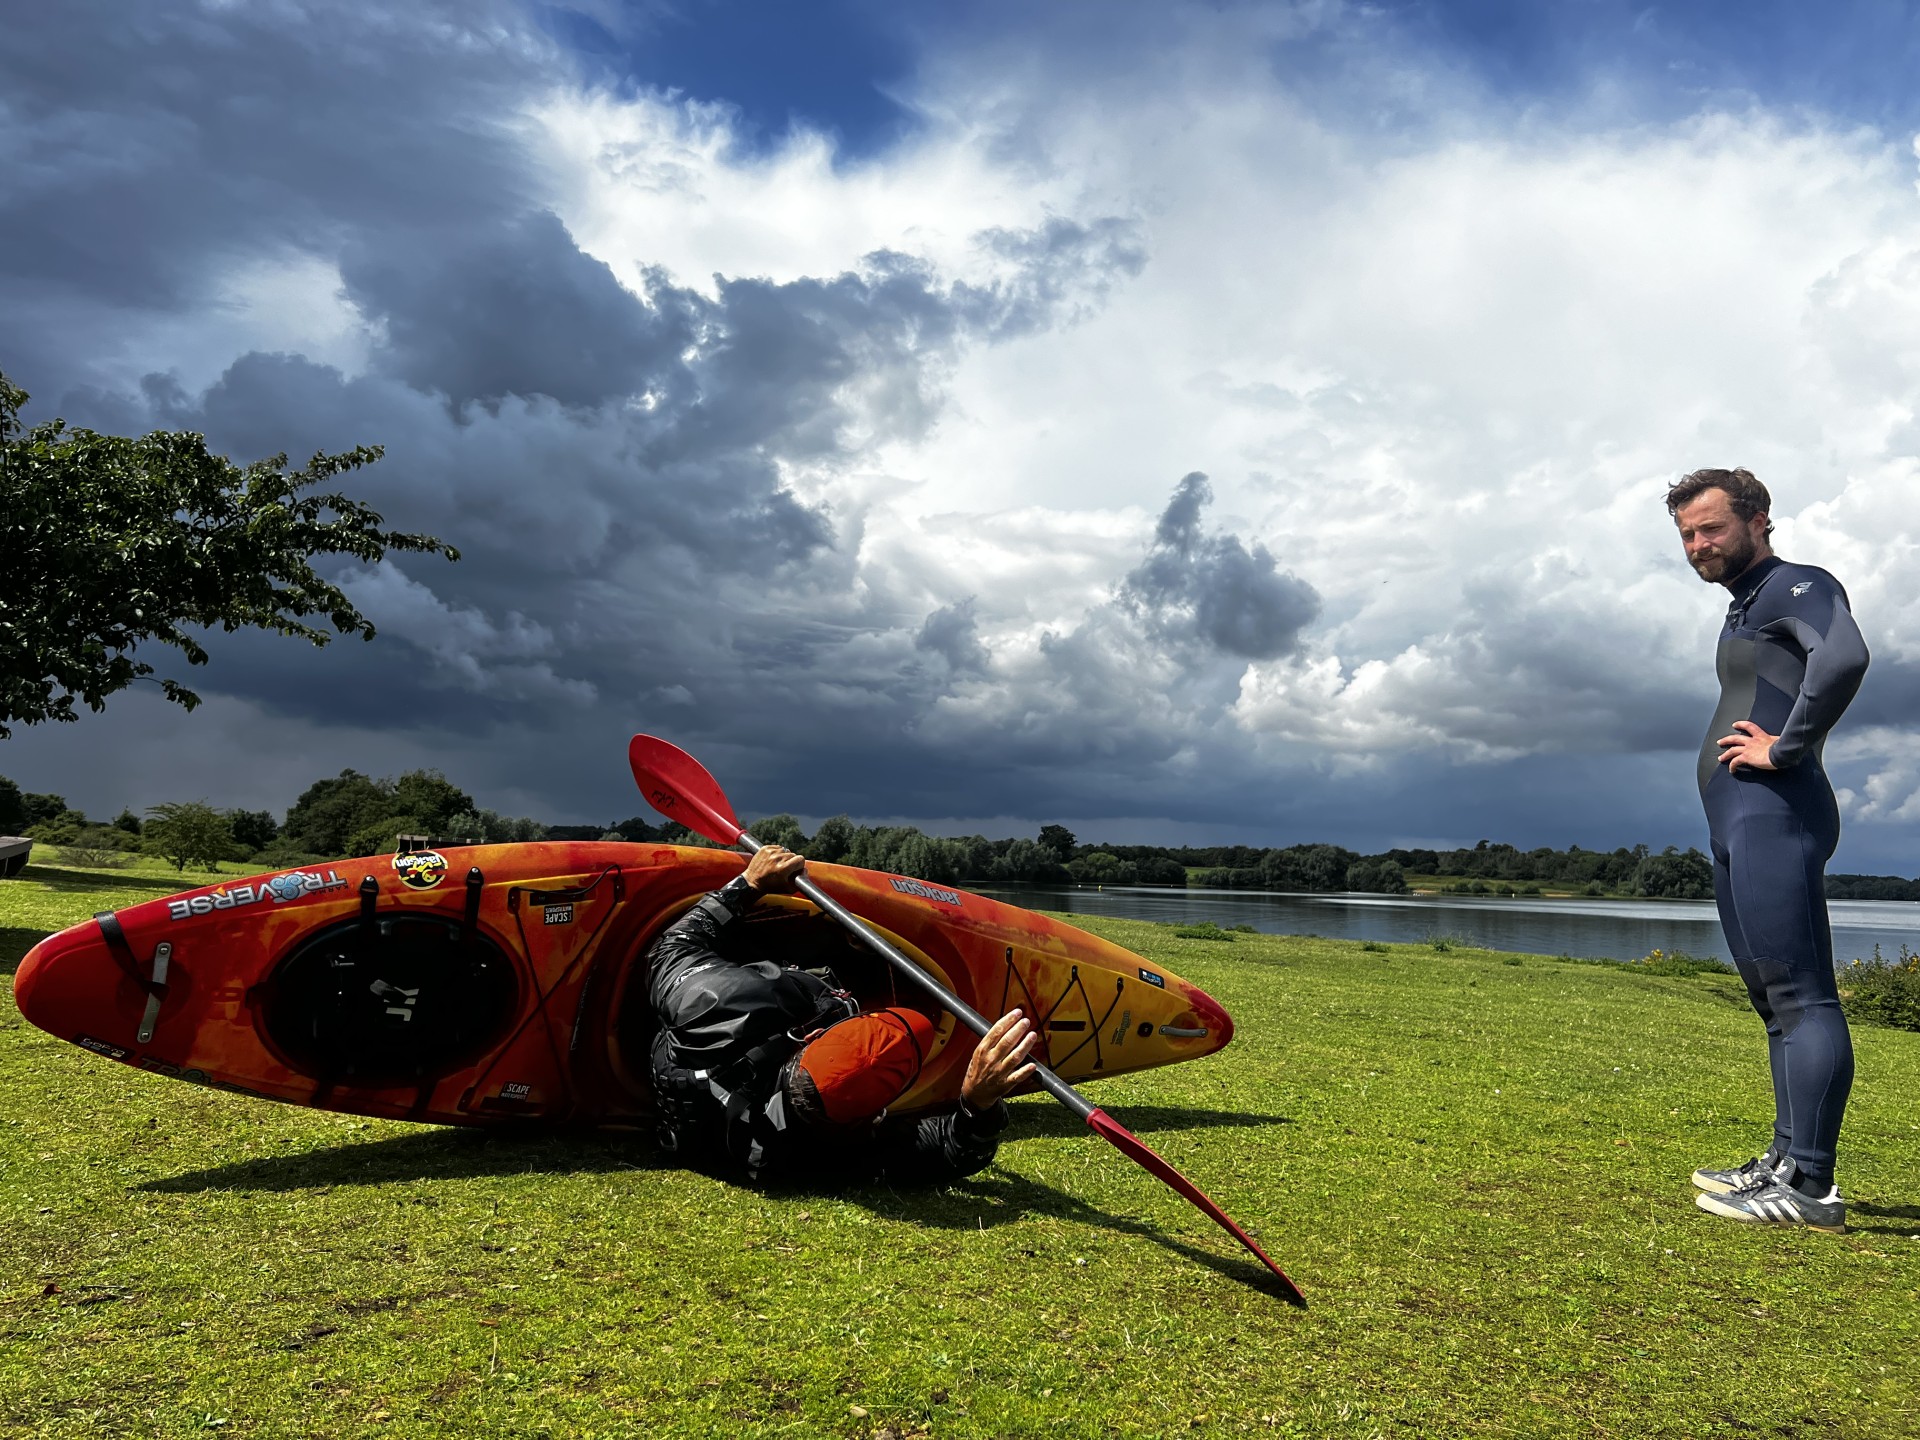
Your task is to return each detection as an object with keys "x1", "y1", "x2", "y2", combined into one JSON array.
[{"x1": 13, "y1": 842, "x2": 1233, "y2": 1127}]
